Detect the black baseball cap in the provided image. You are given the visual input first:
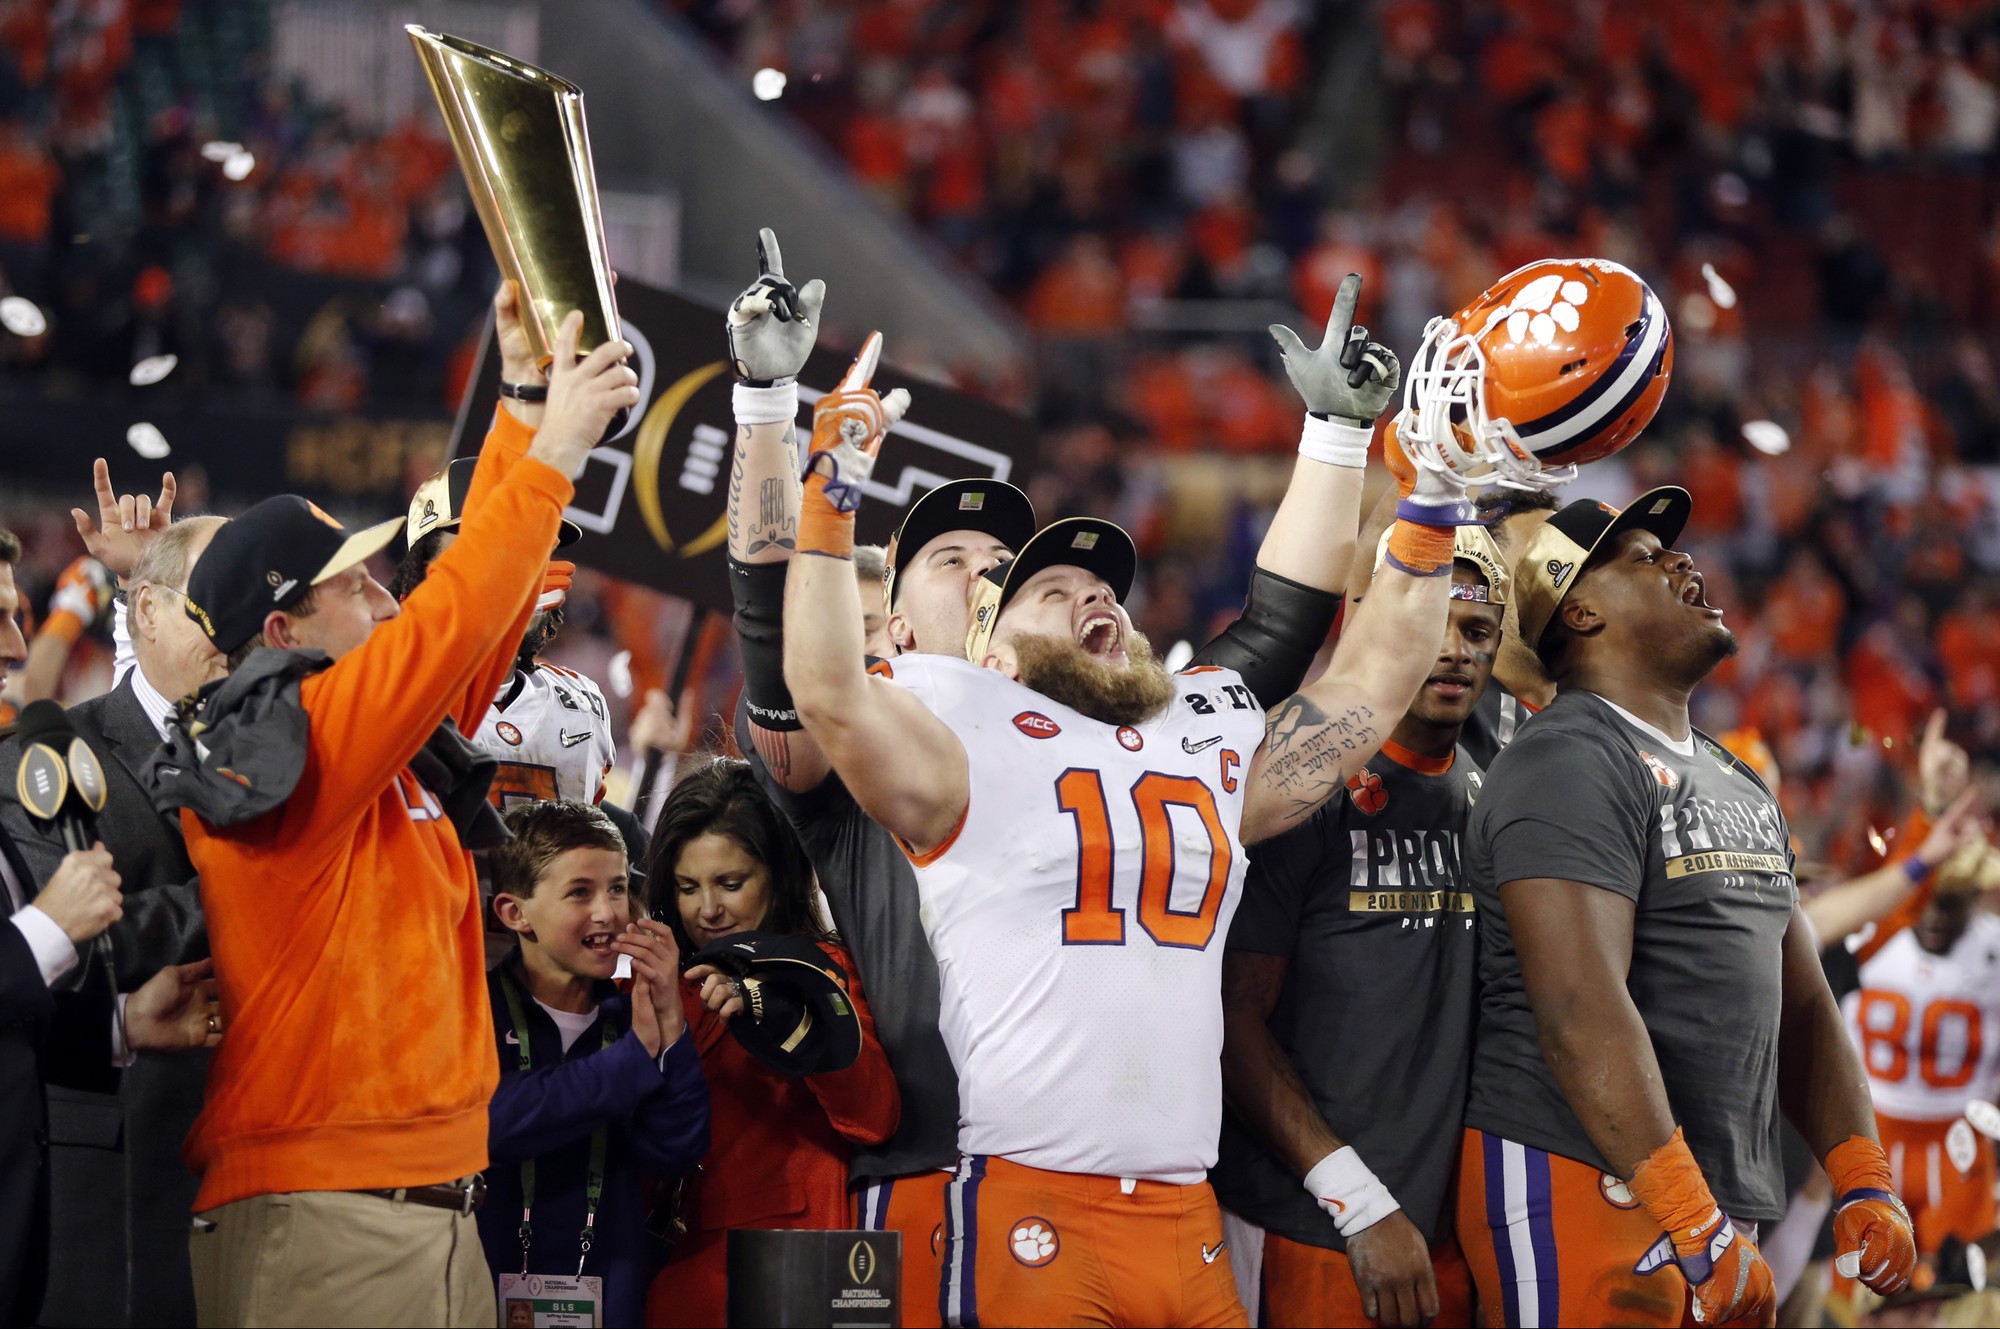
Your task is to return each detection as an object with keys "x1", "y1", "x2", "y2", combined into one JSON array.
[
  {"x1": 965, "y1": 516, "x2": 1138, "y2": 662},
  {"x1": 883, "y1": 479, "x2": 1036, "y2": 610},
  {"x1": 1515, "y1": 485, "x2": 1692, "y2": 650},
  {"x1": 183, "y1": 496, "x2": 404, "y2": 654},
  {"x1": 407, "y1": 457, "x2": 582, "y2": 550},
  {"x1": 685, "y1": 931, "x2": 863, "y2": 1076}
]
